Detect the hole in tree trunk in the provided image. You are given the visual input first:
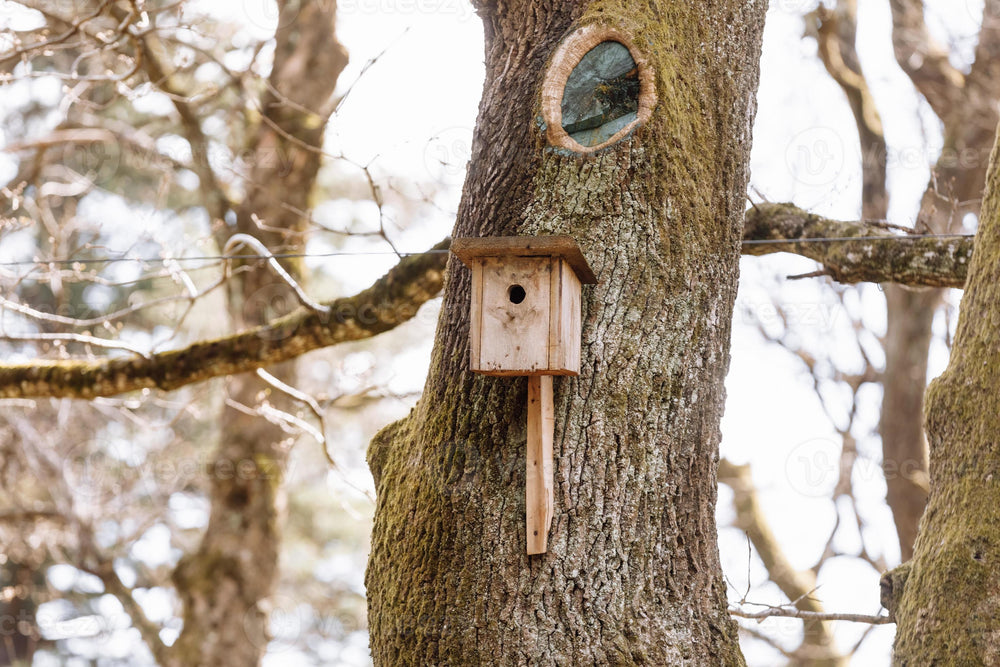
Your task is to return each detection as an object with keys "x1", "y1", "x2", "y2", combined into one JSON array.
[
  {"x1": 561, "y1": 41, "x2": 640, "y2": 147},
  {"x1": 541, "y1": 25, "x2": 656, "y2": 153}
]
